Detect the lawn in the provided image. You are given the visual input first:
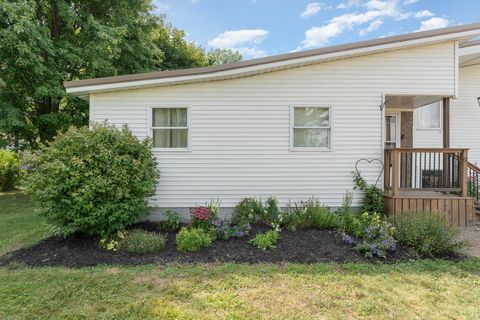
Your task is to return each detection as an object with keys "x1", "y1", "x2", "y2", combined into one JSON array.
[{"x1": 1, "y1": 192, "x2": 480, "y2": 319}]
